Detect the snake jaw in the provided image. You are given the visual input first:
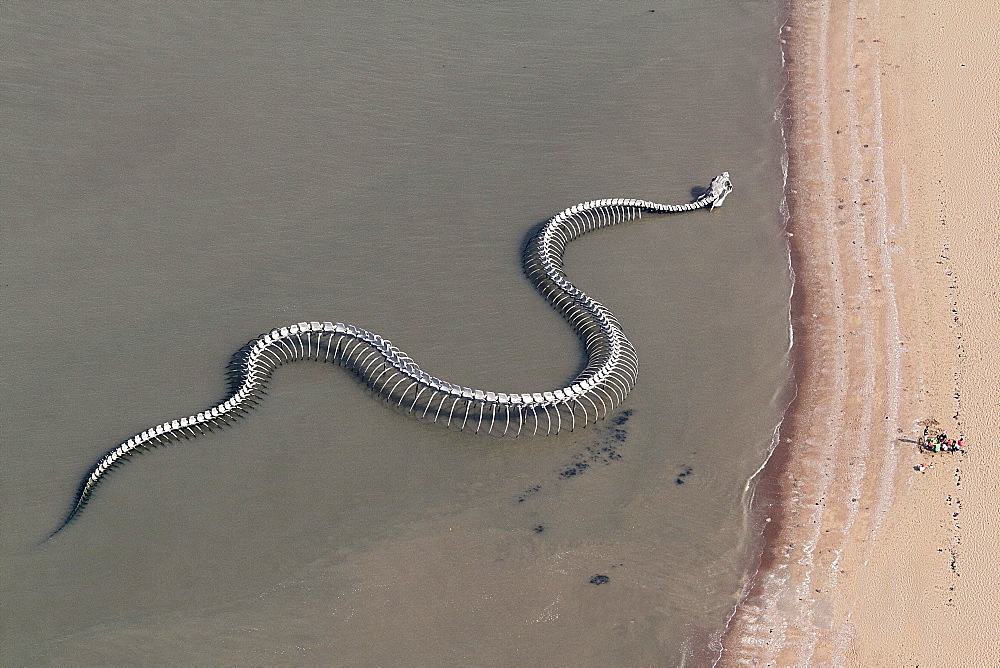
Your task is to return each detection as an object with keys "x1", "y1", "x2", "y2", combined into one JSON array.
[{"x1": 707, "y1": 171, "x2": 733, "y2": 210}]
